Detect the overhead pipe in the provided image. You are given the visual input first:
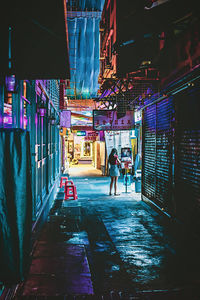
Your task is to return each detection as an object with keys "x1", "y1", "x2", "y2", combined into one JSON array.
[{"x1": 142, "y1": 74, "x2": 200, "y2": 110}]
